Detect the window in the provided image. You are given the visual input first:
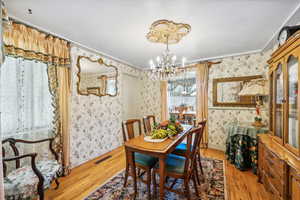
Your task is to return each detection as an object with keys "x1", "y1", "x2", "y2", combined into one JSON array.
[
  {"x1": 0, "y1": 56, "x2": 54, "y2": 138},
  {"x1": 168, "y1": 71, "x2": 196, "y2": 124}
]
